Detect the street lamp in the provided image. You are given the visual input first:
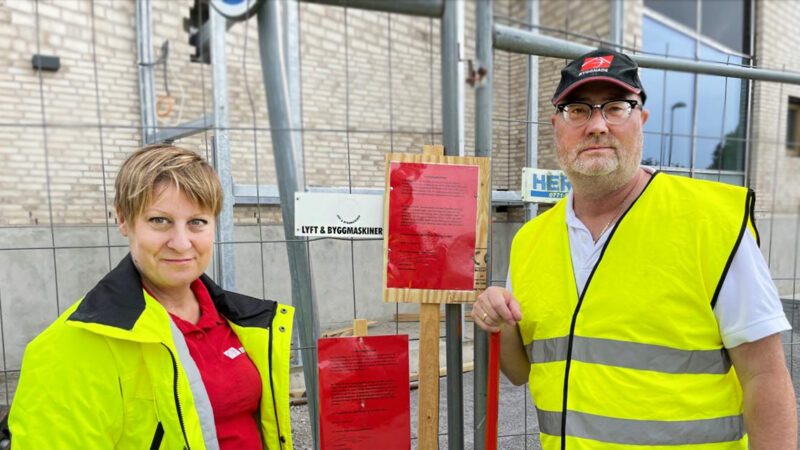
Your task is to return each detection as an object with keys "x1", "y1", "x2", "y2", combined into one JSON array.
[{"x1": 667, "y1": 101, "x2": 687, "y2": 167}]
